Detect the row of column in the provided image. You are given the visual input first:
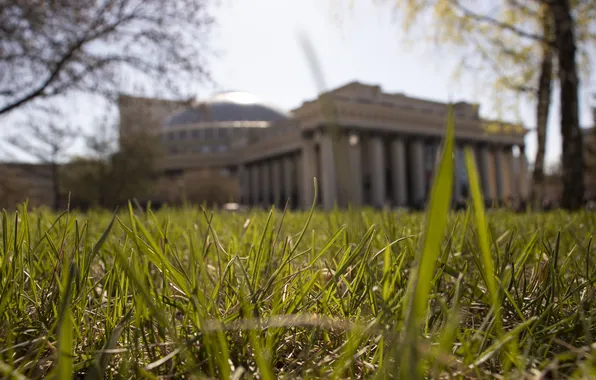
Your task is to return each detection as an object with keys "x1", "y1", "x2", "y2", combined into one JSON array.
[
  {"x1": 475, "y1": 143, "x2": 529, "y2": 205},
  {"x1": 238, "y1": 155, "x2": 301, "y2": 209},
  {"x1": 239, "y1": 130, "x2": 529, "y2": 210}
]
